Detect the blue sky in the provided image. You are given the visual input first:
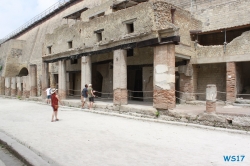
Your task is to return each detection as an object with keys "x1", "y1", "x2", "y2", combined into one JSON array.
[{"x1": 0, "y1": 0, "x2": 58, "y2": 39}]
